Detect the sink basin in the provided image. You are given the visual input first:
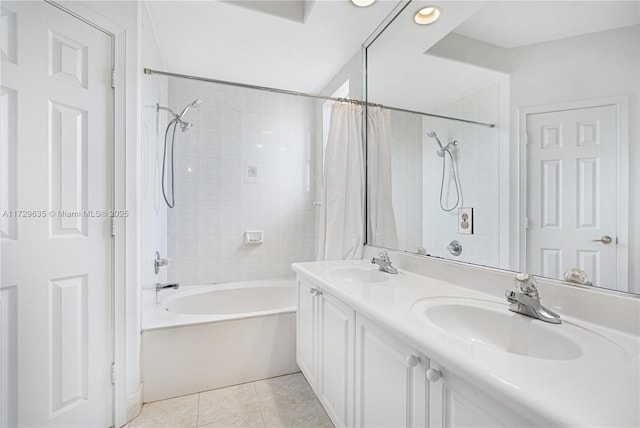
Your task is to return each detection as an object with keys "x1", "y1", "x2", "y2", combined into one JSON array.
[
  {"x1": 412, "y1": 298, "x2": 583, "y2": 360},
  {"x1": 326, "y1": 266, "x2": 390, "y2": 284}
]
